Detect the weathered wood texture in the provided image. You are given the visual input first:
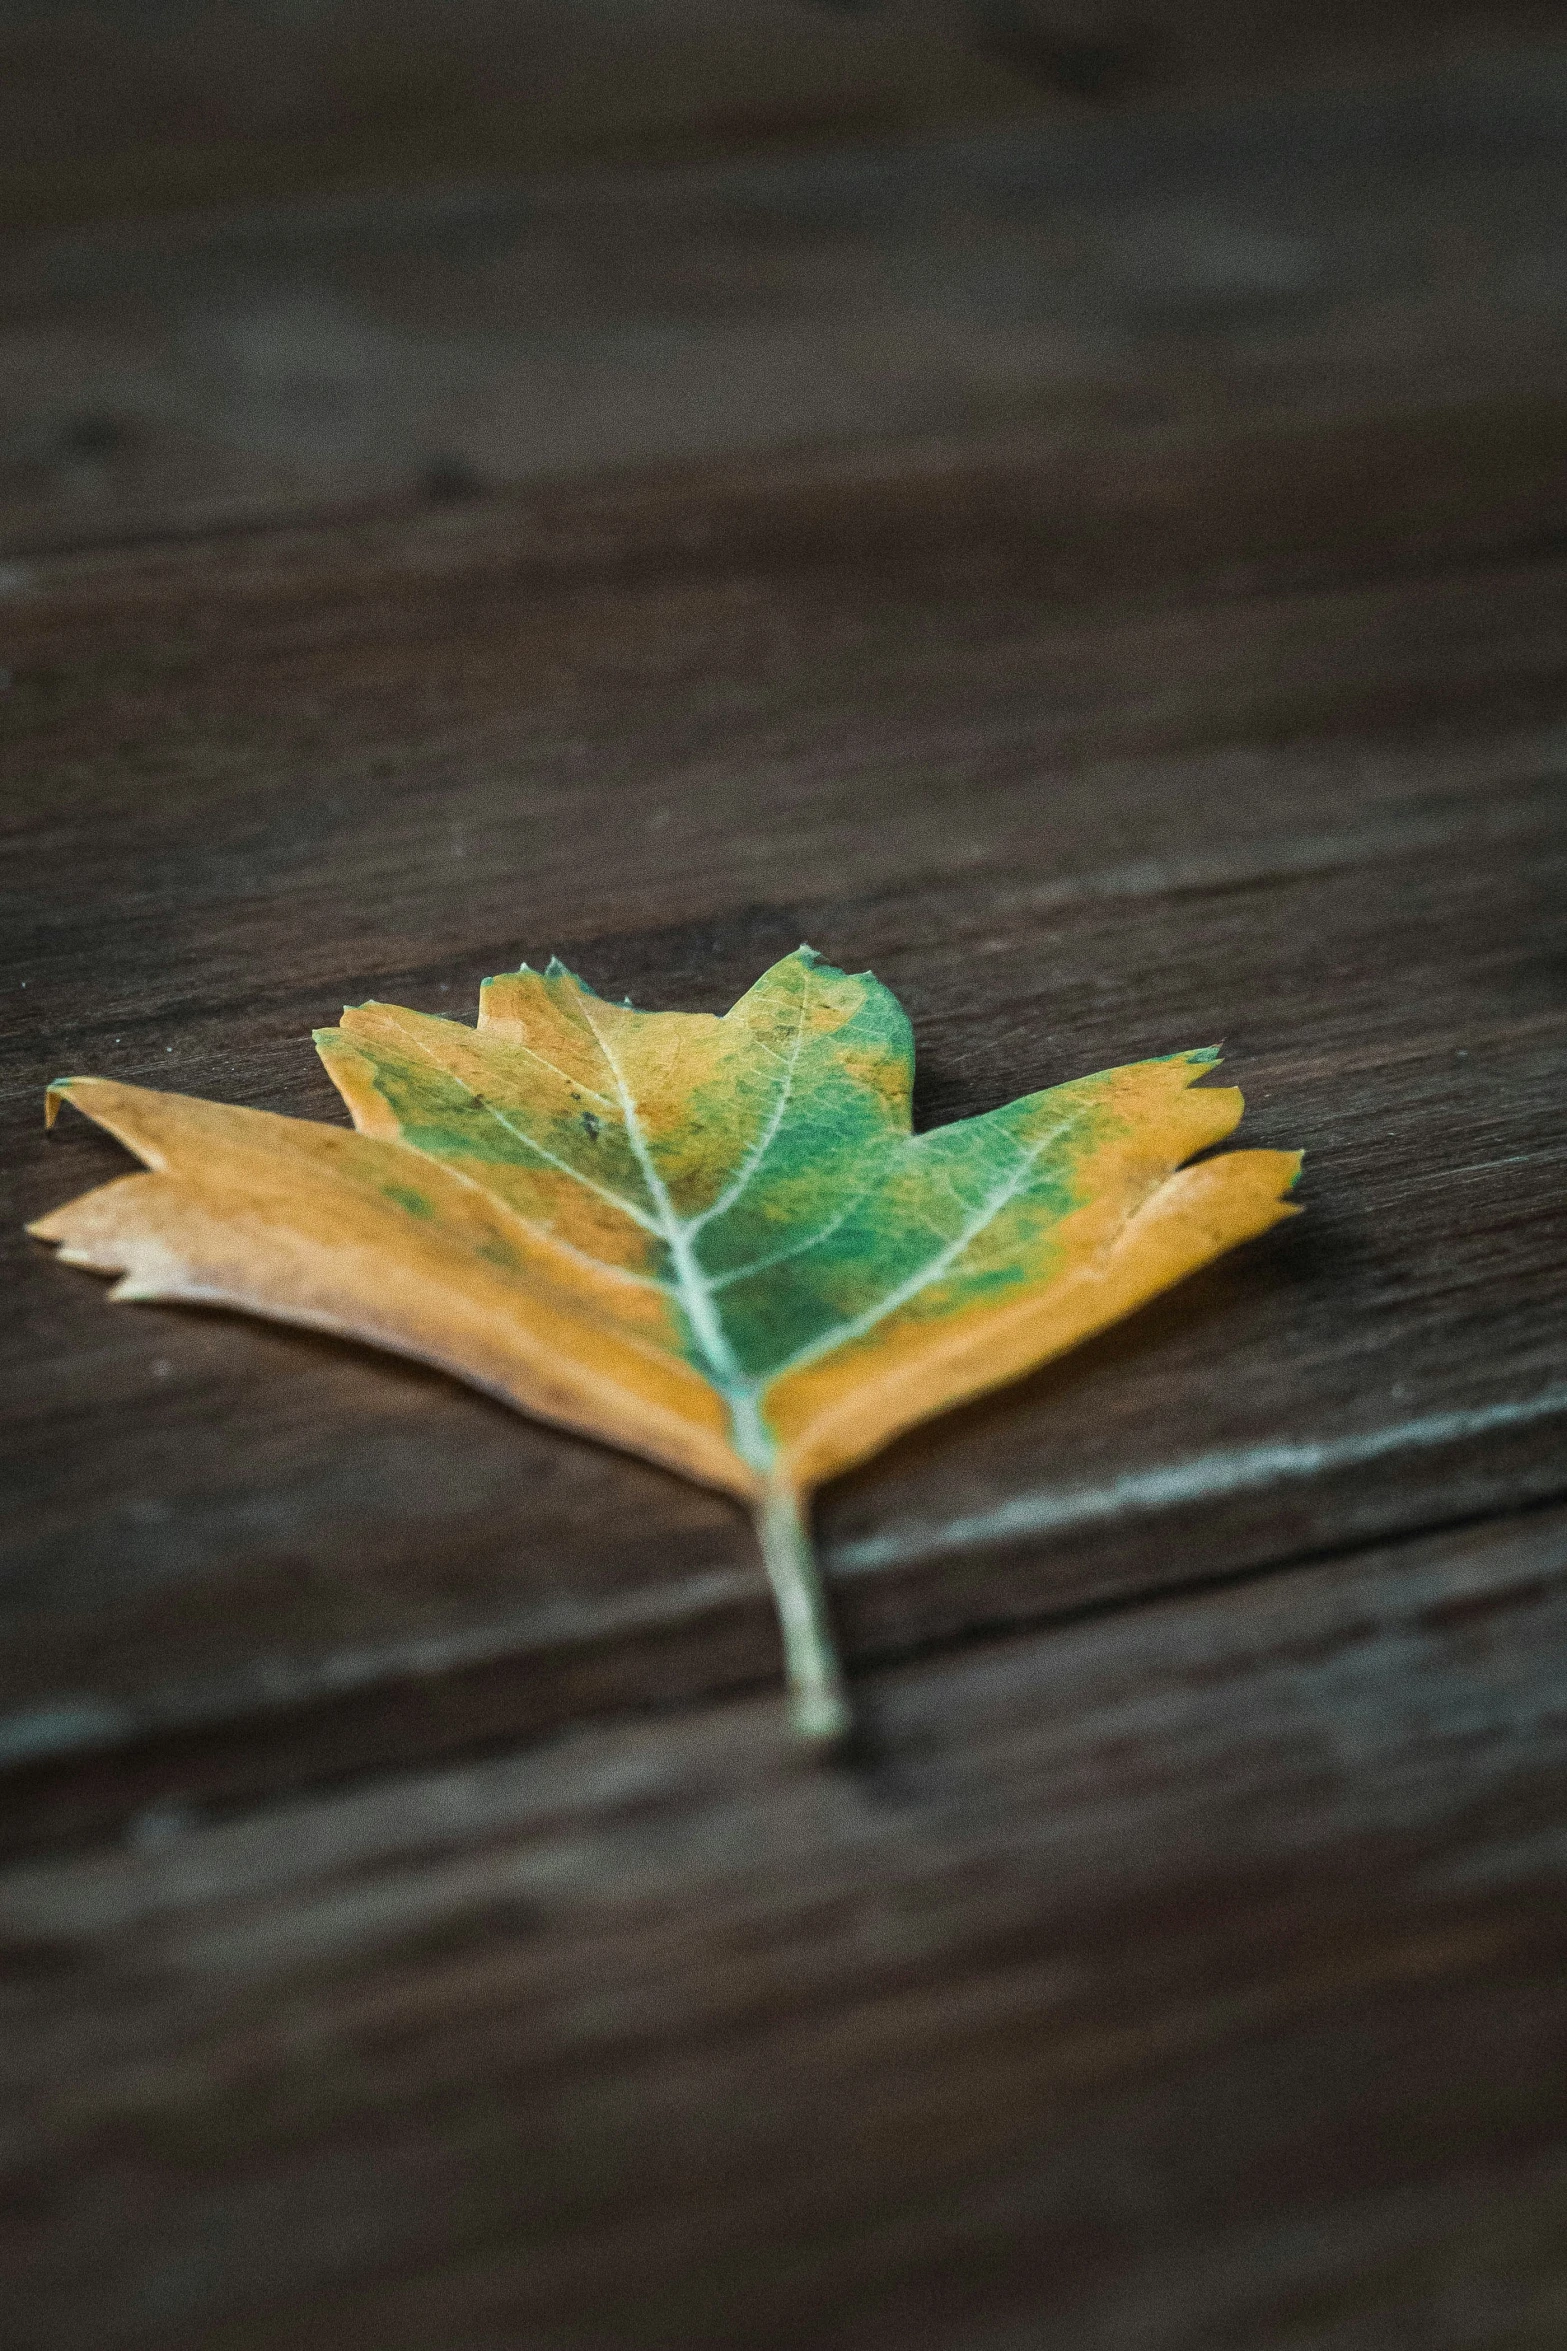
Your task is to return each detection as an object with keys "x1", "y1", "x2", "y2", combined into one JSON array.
[
  {"x1": 4, "y1": 0, "x2": 1557, "y2": 235},
  {"x1": 9, "y1": 47, "x2": 1567, "y2": 548},
  {"x1": 5, "y1": 1508, "x2": 1567, "y2": 2348},
  {"x1": 3, "y1": 37, "x2": 1566, "y2": 2348}
]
